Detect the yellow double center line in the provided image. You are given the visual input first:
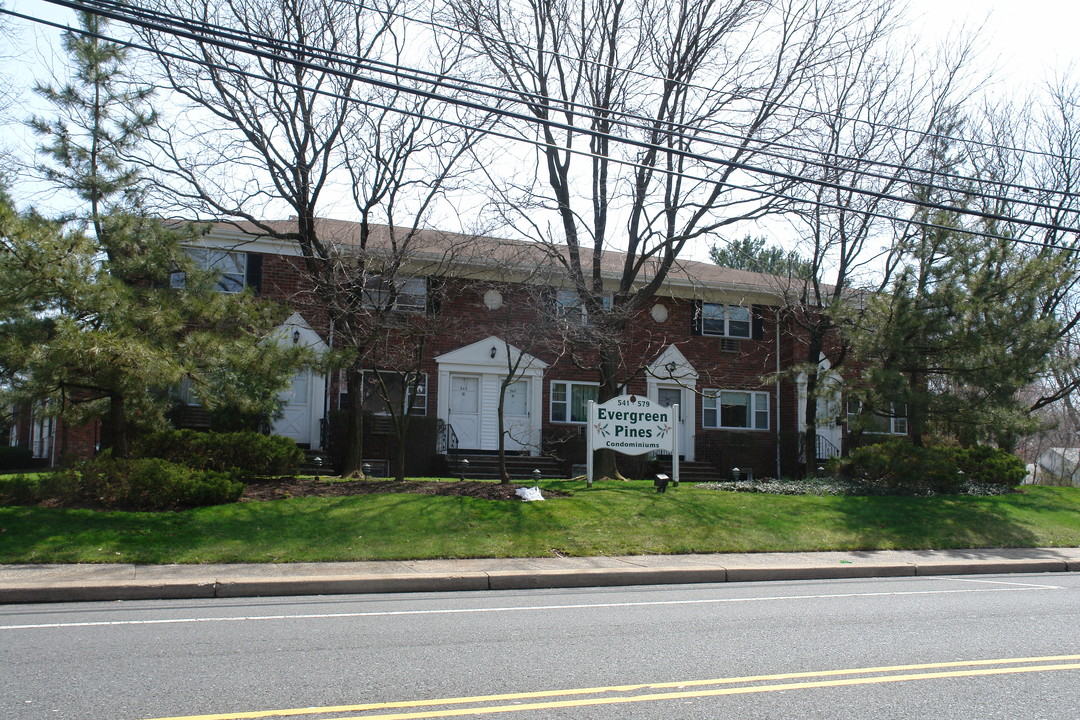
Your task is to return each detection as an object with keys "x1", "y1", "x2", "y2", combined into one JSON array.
[{"x1": 149, "y1": 655, "x2": 1080, "y2": 720}]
